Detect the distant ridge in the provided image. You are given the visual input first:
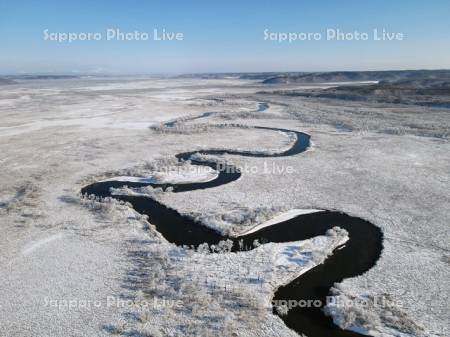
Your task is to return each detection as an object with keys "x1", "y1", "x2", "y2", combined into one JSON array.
[
  {"x1": 0, "y1": 78, "x2": 15, "y2": 85},
  {"x1": 262, "y1": 69, "x2": 450, "y2": 84},
  {"x1": 5, "y1": 75, "x2": 80, "y2": 80},
  {"x1": 175, "y1": 70, "x2": 450, "y2": 84},
  {"x1": 262, "y1": 78, "x2": 450, "y2": 108}
]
